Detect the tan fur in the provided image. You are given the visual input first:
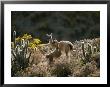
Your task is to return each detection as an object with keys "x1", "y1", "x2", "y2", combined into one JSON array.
[
  {"x1": 49, "y1": 40, "x2": 74, "y2": 63},
  {"x1": 46, "y1": 49, "x2": 61, "y2": 65},
  {"x1": 51, "y1": 40, "x2": 74, "y2": 56}
]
